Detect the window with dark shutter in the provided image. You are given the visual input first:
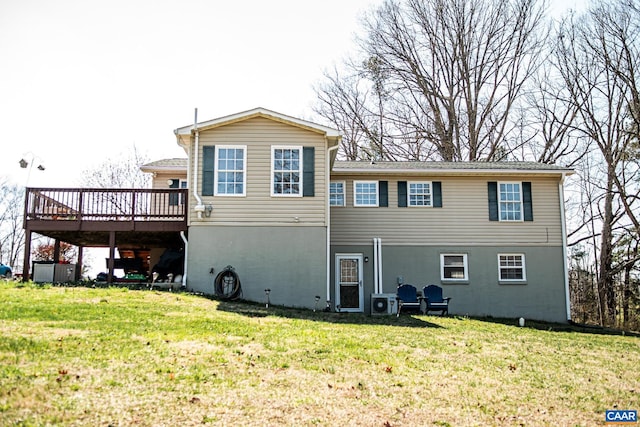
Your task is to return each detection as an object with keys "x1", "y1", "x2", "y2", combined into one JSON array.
[{"x1": 489, "y1": 181, "x2": 533, "y2": 221}]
